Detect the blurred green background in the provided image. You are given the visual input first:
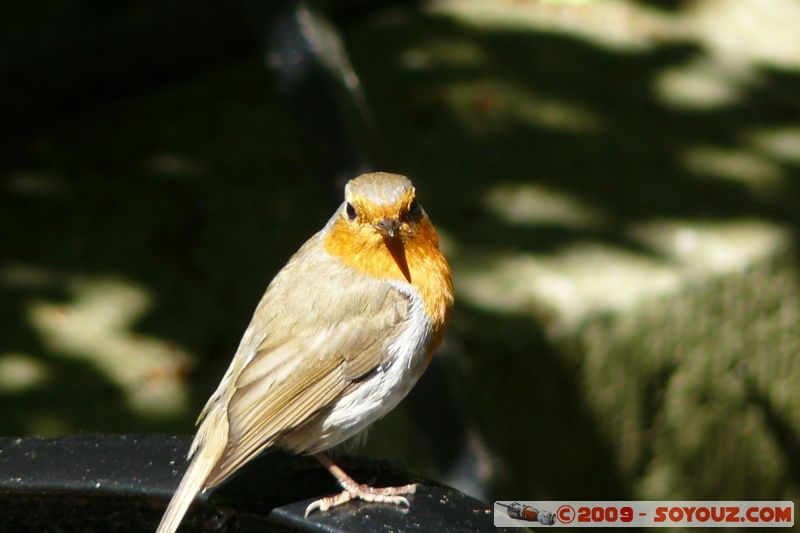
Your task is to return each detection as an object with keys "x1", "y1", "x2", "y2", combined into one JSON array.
[{"x1": 2, "y1": 0, "x2": 799, "y2": 506}]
